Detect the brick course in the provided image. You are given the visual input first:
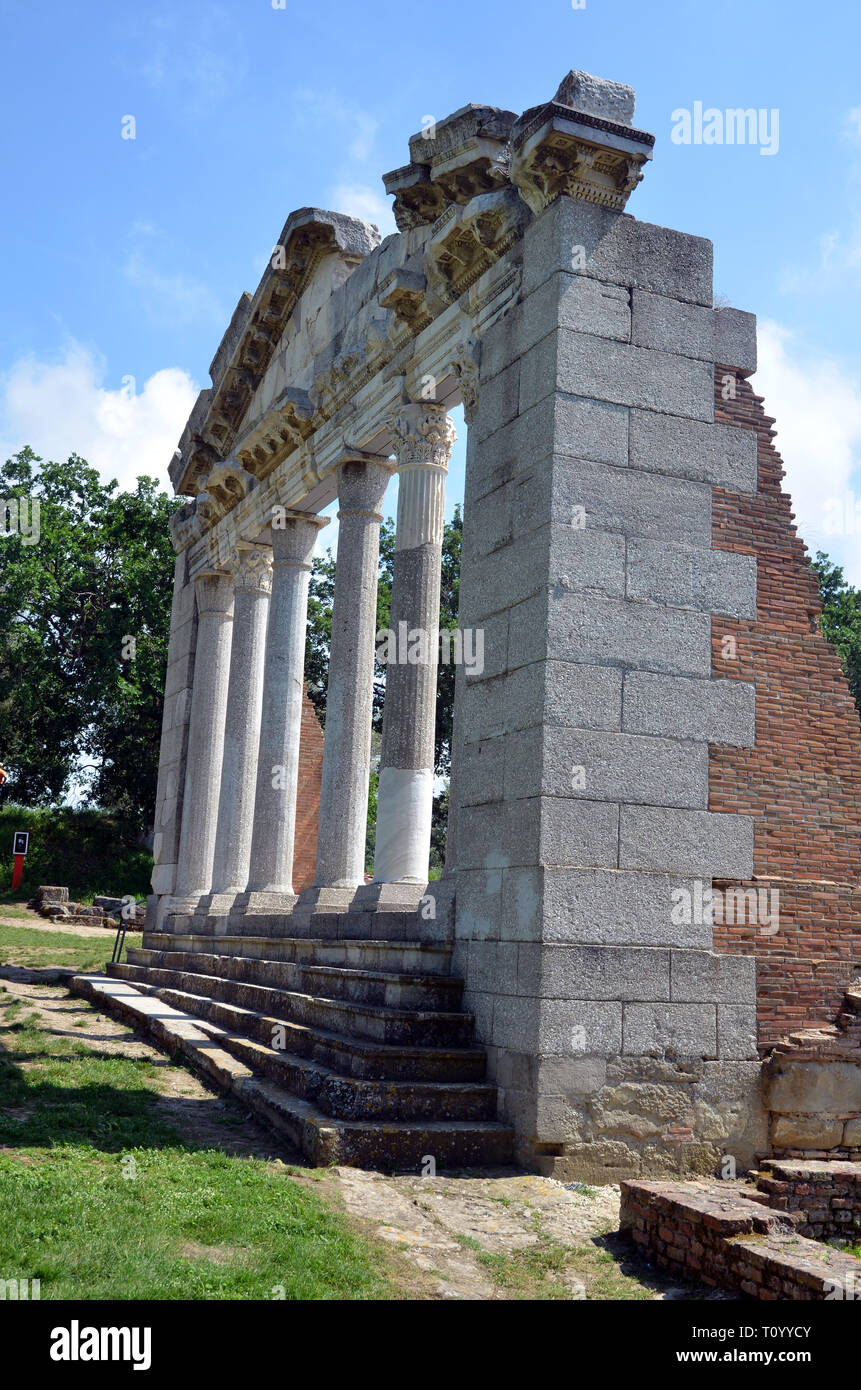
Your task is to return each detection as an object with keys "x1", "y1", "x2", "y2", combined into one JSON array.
[
  {"x1": 292, "y1": 690, "x2": 324, "y2": 892},
  {"x1": 709, "y1": 367, "x2": 861, "y2": 1045}
]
